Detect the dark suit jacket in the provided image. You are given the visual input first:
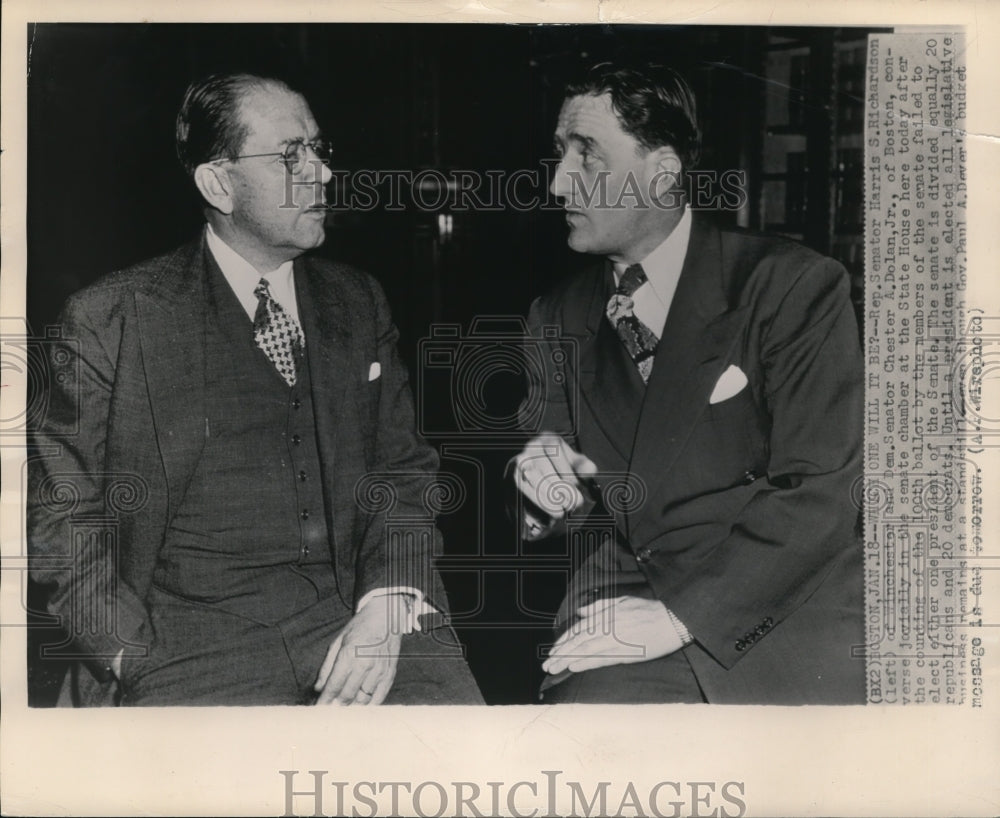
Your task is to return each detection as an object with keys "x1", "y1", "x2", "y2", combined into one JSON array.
[
  {"x1": 526, "y1": 213, "x2": 866, "y2": 704},
  {"x1": 28, "y1": 233, "x2": 449, "y2": 704}
]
